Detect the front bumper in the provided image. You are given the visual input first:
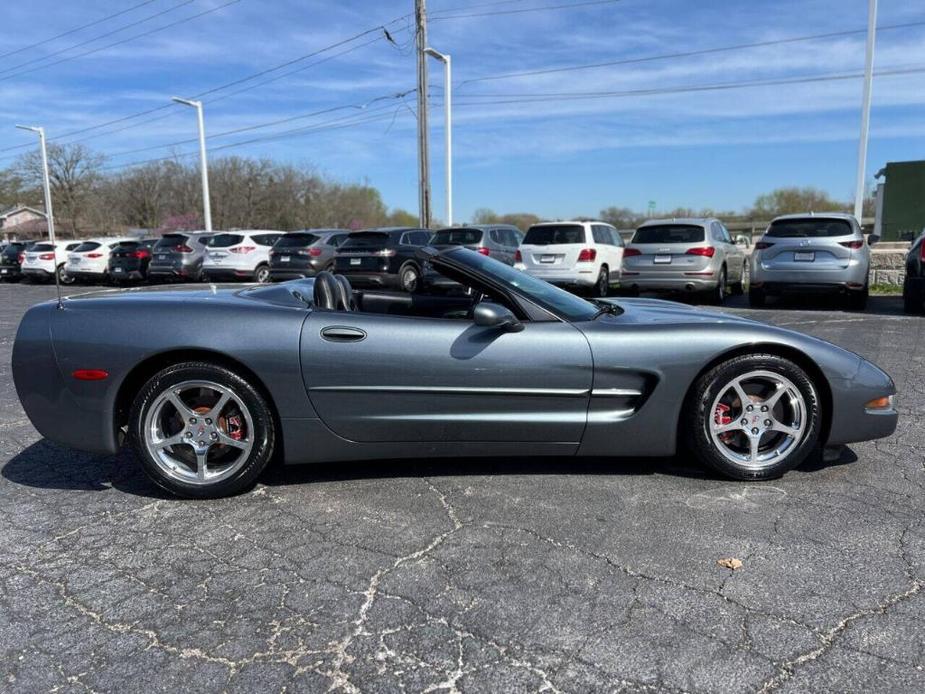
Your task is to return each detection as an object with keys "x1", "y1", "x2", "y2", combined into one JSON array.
[{"x1": 827, "y1": 358, "x2": 898, "y2": 445}]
